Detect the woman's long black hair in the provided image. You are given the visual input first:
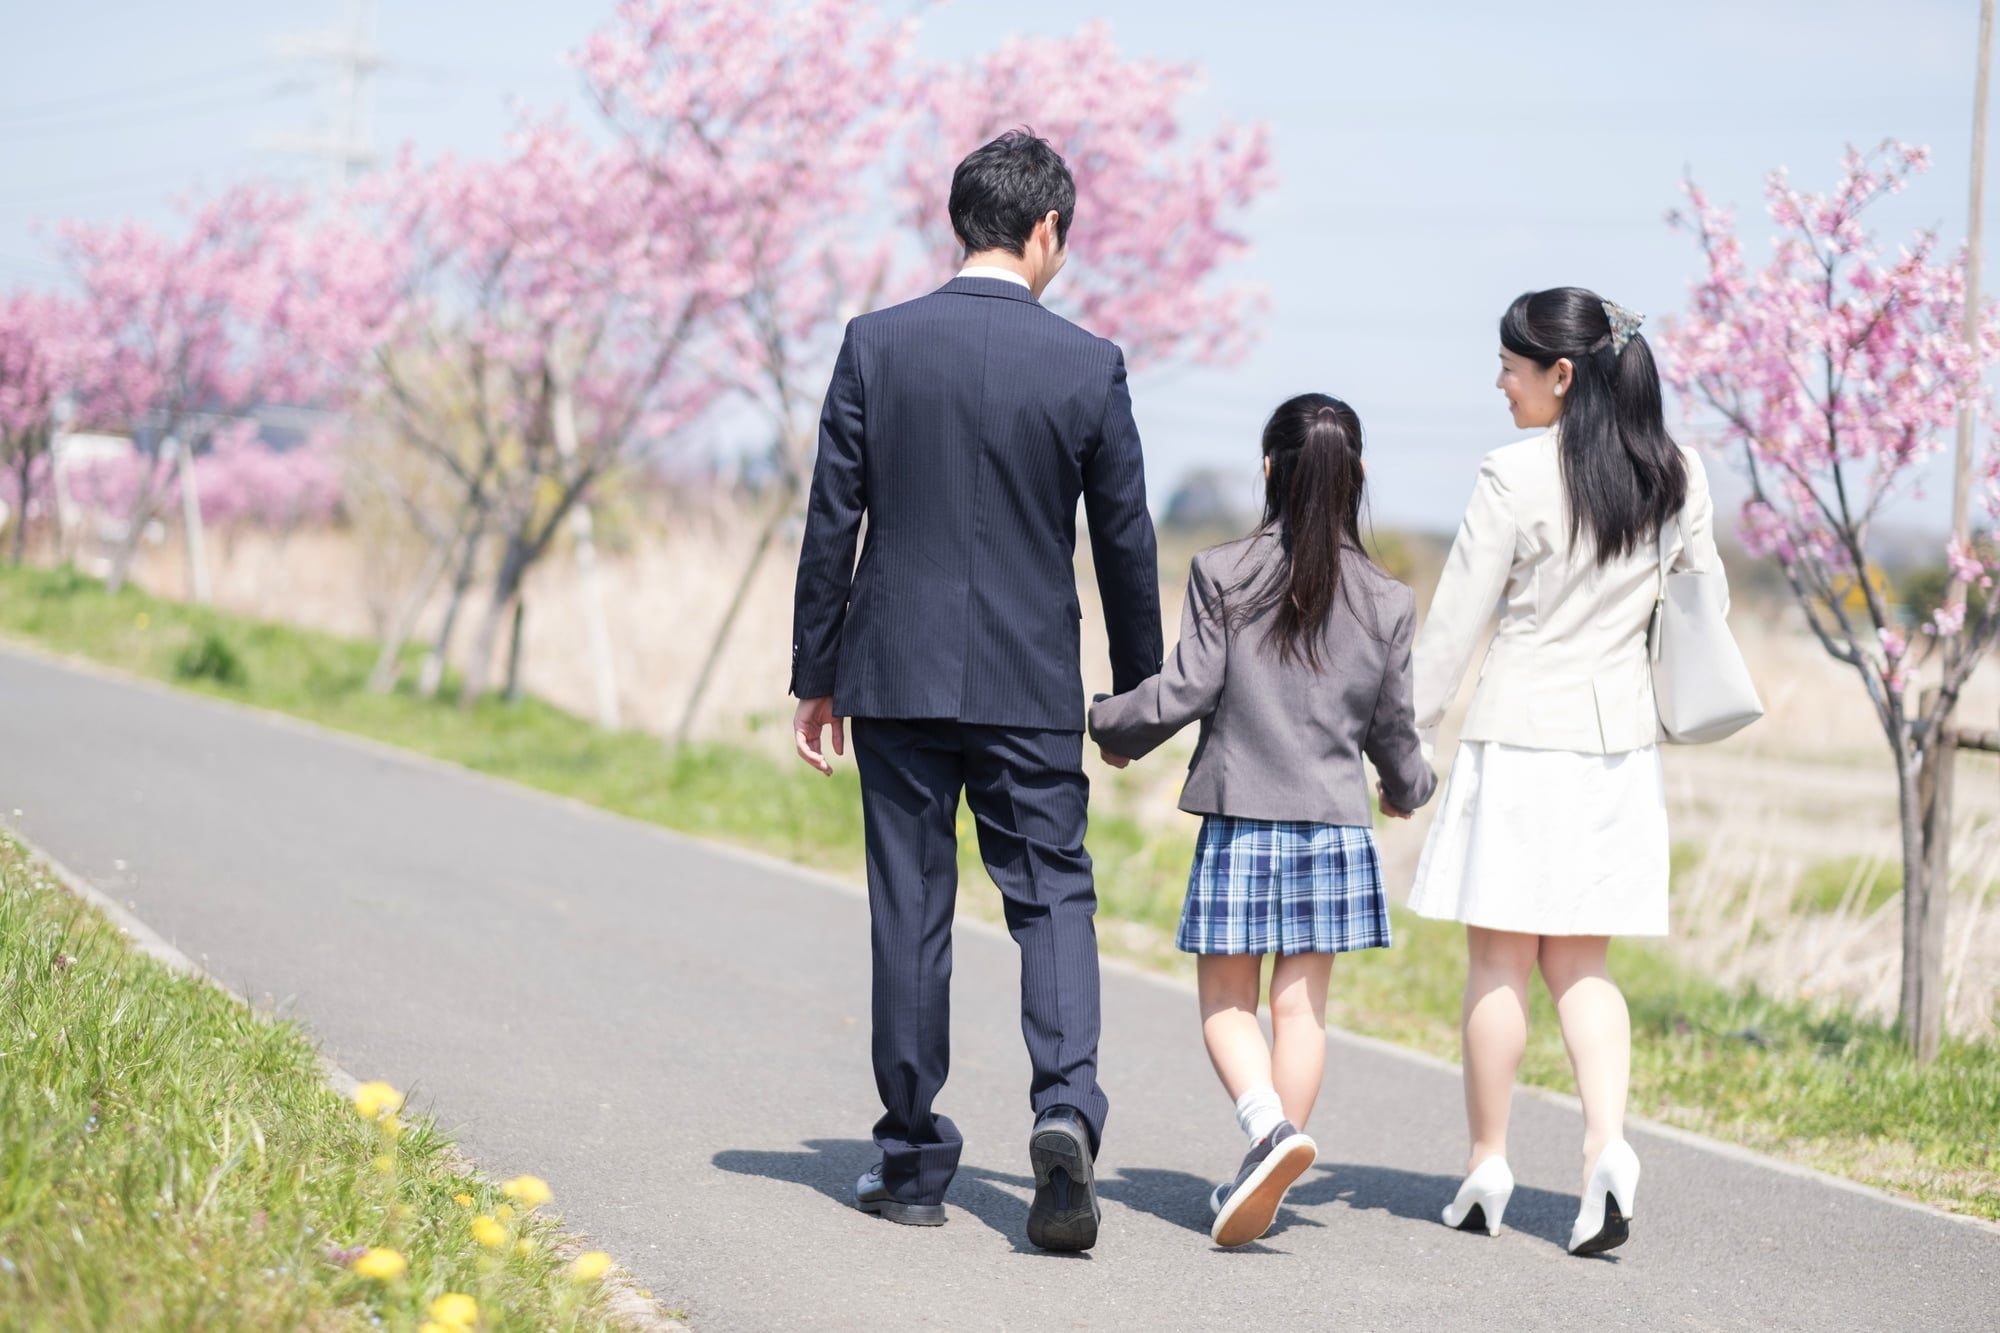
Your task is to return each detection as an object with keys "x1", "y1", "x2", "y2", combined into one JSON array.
[
  {"x1": 1230, "y1": 393, "x2": 1369, "y2": 670},
  {"x1": 1501, "y1": 287, "x2": 1686, "y2": 564}
]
